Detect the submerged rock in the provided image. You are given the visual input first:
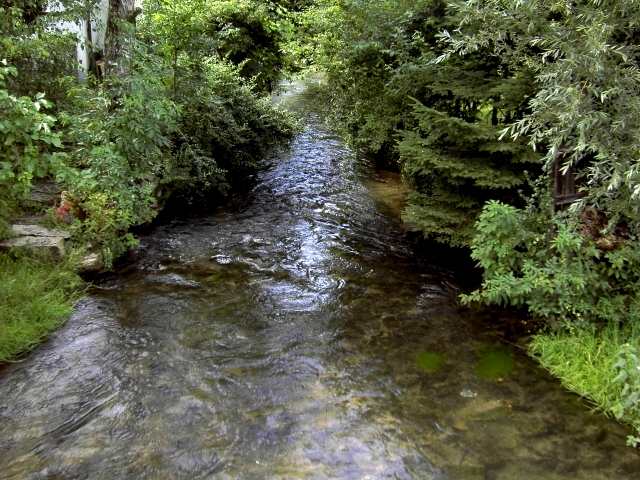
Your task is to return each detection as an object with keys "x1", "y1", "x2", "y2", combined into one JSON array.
[
  {"x1": 145, "y1": 273, "x2": 201, "y2": 289},
  {"x1": 453, "y1": 398, "x2": 508, "y2": 431},
  {"x1": 460, "y1": 389, "x2": 478, "y2": 399}
]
